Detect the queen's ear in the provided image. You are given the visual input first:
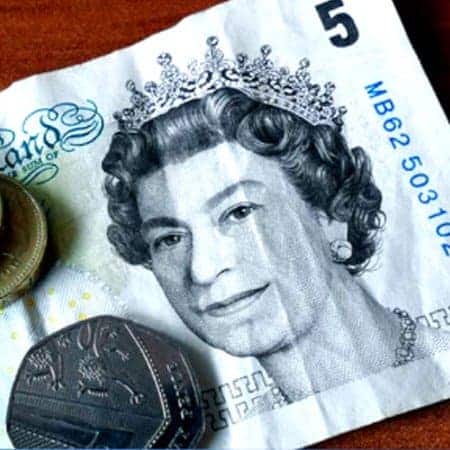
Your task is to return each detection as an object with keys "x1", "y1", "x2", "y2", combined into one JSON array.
[
  {"x1": 316, "y1": 212, "x2": 353, "y2": 262},
  {"x1": 316, "y1": 211, "x2": 348, "y2": 243}
]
